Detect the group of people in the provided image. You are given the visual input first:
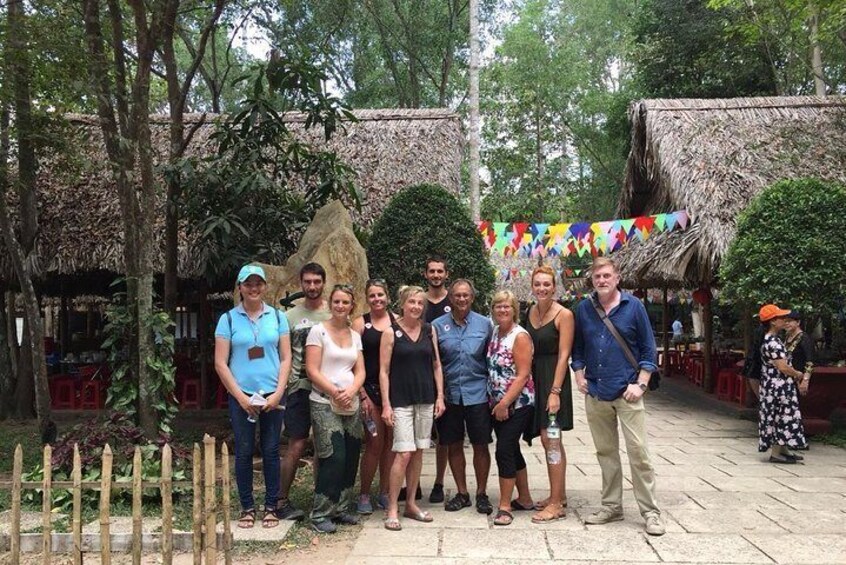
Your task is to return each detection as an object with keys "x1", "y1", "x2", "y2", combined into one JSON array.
[
  {"x1": 752, "y1": 305, "x2": 812, "y2": 464},
  {"x1": 214, "y1": 255, "x2": 666, "y2": 536}
]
